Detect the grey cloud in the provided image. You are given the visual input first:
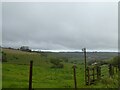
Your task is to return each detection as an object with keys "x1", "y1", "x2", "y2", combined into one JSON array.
[{"x1": 2, "y1": 2, "x2": 118, "y2": 50}]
